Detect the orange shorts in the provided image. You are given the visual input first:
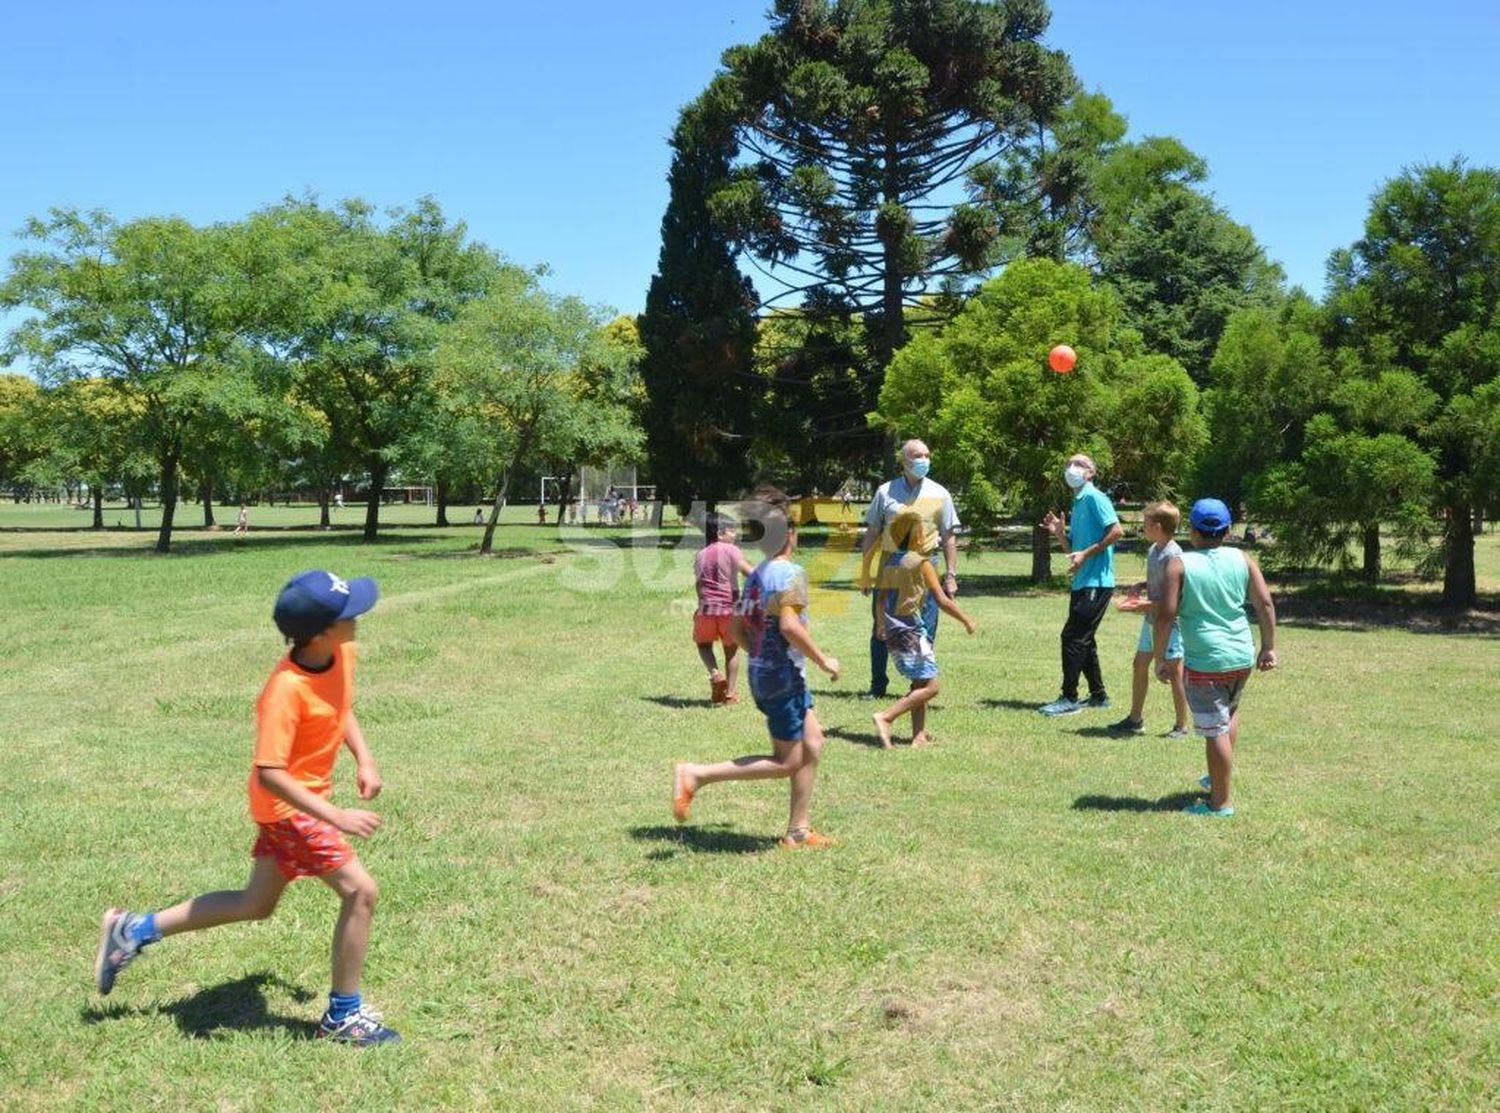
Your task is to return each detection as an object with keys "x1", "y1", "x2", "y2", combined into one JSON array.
[
  {"x1": 693, "y1": 612, "x2": 735, "y2": 646},
  {"x1": 252, "y1": 813, "x2": 354, "y2": 880}
]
